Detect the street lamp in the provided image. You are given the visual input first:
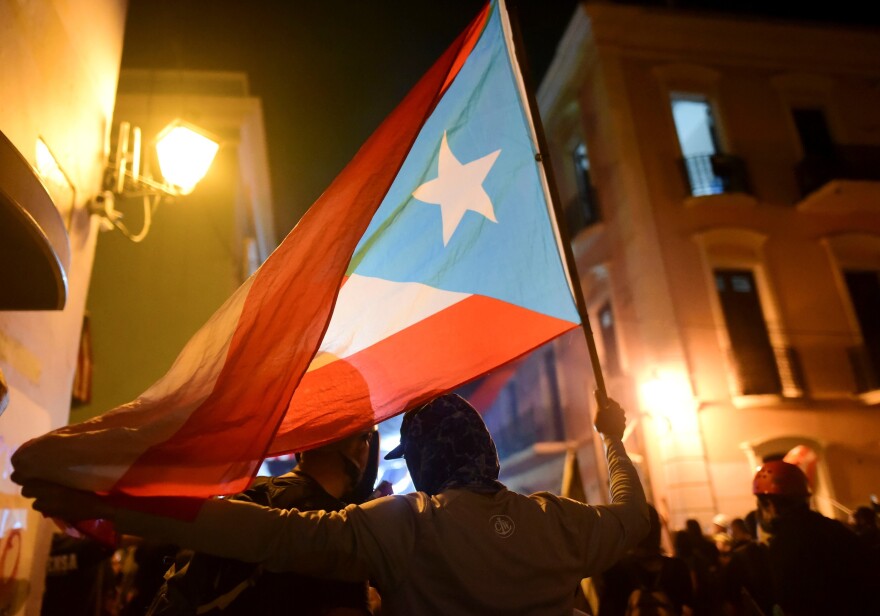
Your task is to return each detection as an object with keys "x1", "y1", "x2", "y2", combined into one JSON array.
[
  {"x1": 91, "y1": 119, "x2": 220, "y2": 242},
  {"x1": 154, "y1": 120, "x2": 220, "y2": 195}
]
